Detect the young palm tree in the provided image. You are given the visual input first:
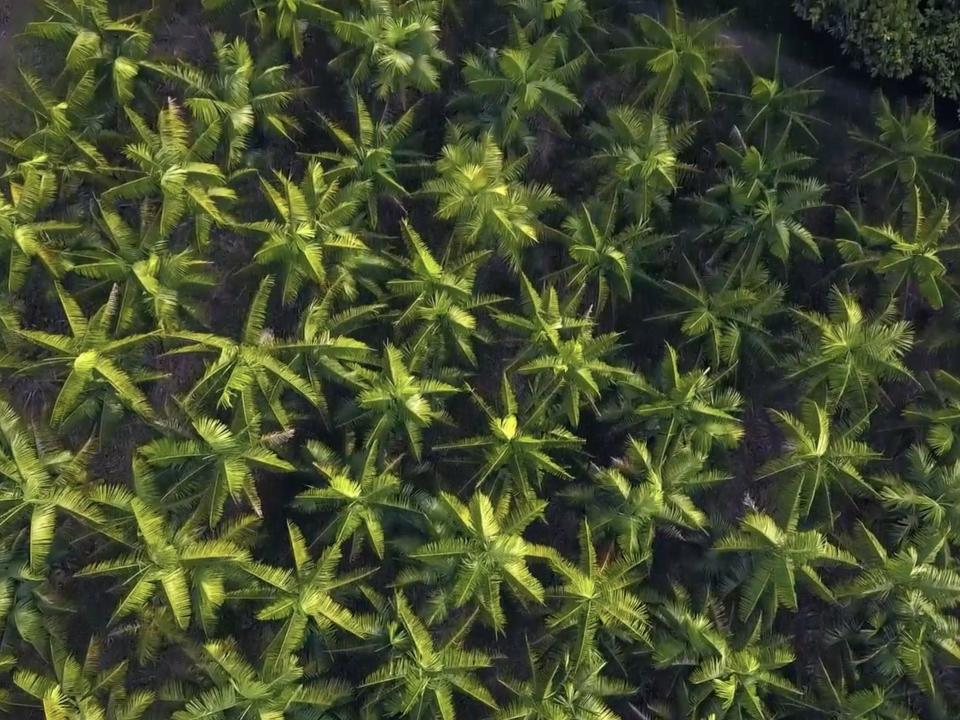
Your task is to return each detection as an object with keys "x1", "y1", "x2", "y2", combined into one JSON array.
[
  {"x1": 25, "y1": 0, "x2": 152, "y2": 105},
  {"x1": 698, "y1": 142, "x2": 825, "y2": 268},
  {"x1": 786, "y1": 289, "x2": 914, "y2": 415},
  {"x1": 658, "y1": 258, "x2": 784, "y2": 369},
  {"x1": 544, "y1": 522, "x2": 649, "y2": 666},
  {"x1": 362, "y1": 591, "x2": 497, "y2": 720},
  {"x1": 332, "y1": 0, "x2": 449, "y2": 100},
  {"x1": 589, "y1": 105, "x2": 697, "y2": 220},
  {"x1": 435, "y1": 374, "x2": 582, "y2": 497},
  {"x1": 1, "y1": 71, "x2": 109, "y2": 179},
  {"x1": 852, "y1": 94, "x2": 960, "y2": 198},
  {"x1": 138, "y1": 409, "x2": 294, "y2": 525},
  {"x1": 879, "y1": 445, "x2": 960, "y2": 561},
  {"x1": 904, "y1": 369, "x2": 960, "y2": 457},
  {"x1": 616, "y1": 344, "x2": 743, "y2": 455},
  {"x1": 13, "y1": 636, "x2": 154, "y2": 720},
  {"x1": 387, "y1": 220, "x2": 502, "y2": 367},
  {"x1": 349, "y1": 343, "x2": 459, "y2": 460},
  {"x1": 587, "y1": 435, "x2": 727, "y2": 556},
  {"x1": 735, "y1": 36, "x2": 826, "y2": 148},
  {"x1": 611, "y1": 0, "x2": 730, "y2": 110},
  {"x1": 318, "y1": 94, "x2": 422, "y2": 228},
  {"x1": 758, "y1": 400, "x2": 879, "y2": 526},
  {"x1": 423, "y1": 128, "x2": 556, "y2": 267},
  {"x1": 837, "y1": 185, "x2": 960, "y2": 309},
  {"x1": 69, "y1": 203, "x2": 214, "y2": 333},
  {"x1": 0, "y1": 161, "x2": 78, "y2": 293},
  {"x1": 232, "y1": 521, "x2": 374, "y2": 662},
  {"x1": 246, "y1": 160, "x2": 369, "y2": 304},
  {"x1": 716, "y1": 510, "x2": 856, "y2": 627},
  {"x1": 295, "y1": 440, "x2": 415, "y2": 559},
  {"x1": 0, "y1": 399, "x2": 104, "y2": 573},
  {"x1": 493, "y1": 274, "x2": 592, "y2": 367},
  {"x1": 408, "y1": 490, "x2": 550, "y2": 631},
  {"x1": 496, "y1": 646, "x2": 633, "y2": 720},
  {"x1": 102, "y1": 101, "x2": 236, "y2": 246},
  {"x1": 77, "y1": 497, "x2": 251, "y2": 631},
  {"x1": 175, "y1": 638, "x2": 350, "y2": 719},
  {"x1": 458, "y1": 31, "x2": 586, "y2": 147},
  {"x1": 519, "y1": 328, "x2": 631, "y2": 428},
  {"x1": 560, "y1": 202, "x2": 659, "y2": 312},
  {"x1": 837, "y1": 522, "x2": 960, "y2": 700},
  {"x1": 202, "y1": 0, "x2": 339, "y2": 58},
  {"x1": 13, "y1": 283, "x2": 157, "y2": 429},
  {"x1": 145, "y1": 34, "x2": 301, "y2": 168},
  {"x1": 167, "y1": 276, "x2": 369, "y2": 426},
  {"x1": 688, "y1": 635, "x2": 801, "y2": 720},
  {"x1": 502, "y1": 0, "x2": 594, "y2": 42}
]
